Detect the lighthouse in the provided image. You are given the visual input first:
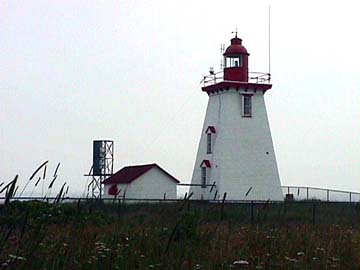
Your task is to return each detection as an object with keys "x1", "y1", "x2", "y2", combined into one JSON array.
[{"x1": 189, "y1": 33, "x2": 283, "y2": 201}]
